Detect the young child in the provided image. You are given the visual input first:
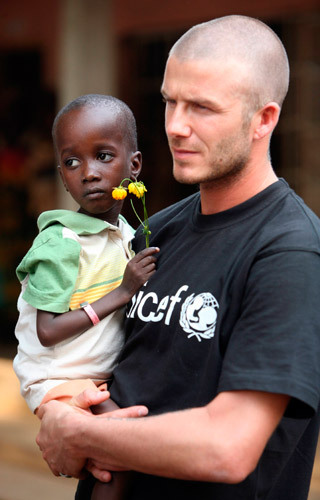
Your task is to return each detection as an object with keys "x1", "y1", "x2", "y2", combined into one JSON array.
[{"x1": 13, "y1": 94, "x2": 159, "y2": 499}]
